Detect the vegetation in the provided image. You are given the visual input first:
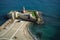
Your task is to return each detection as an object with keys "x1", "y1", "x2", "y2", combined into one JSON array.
[{"x1": 32, "y1": 12, "x2": 36, "y2": 17}]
